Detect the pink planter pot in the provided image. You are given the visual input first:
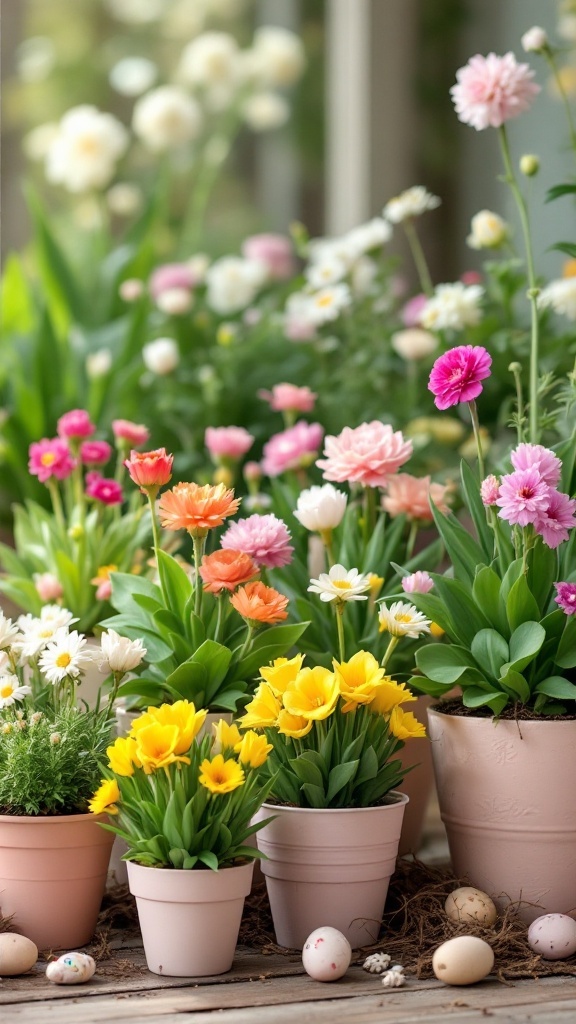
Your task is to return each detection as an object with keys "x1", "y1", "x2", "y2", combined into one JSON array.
[
  {"x1": 397, "y1": 695, "x2": 435, "y2": 855},
  {"x1": 428, "y1": 708, "x2": 576, "y2": 923},
  {"x1": 254, "y1": 794, "x2": 408, "y2": 949},
  {"x1": 127, "y1": 860, "x2": 254, "y2": 977},
  {"x1": 0, "y1": 812, "x2": 114, "y2": 949}
]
